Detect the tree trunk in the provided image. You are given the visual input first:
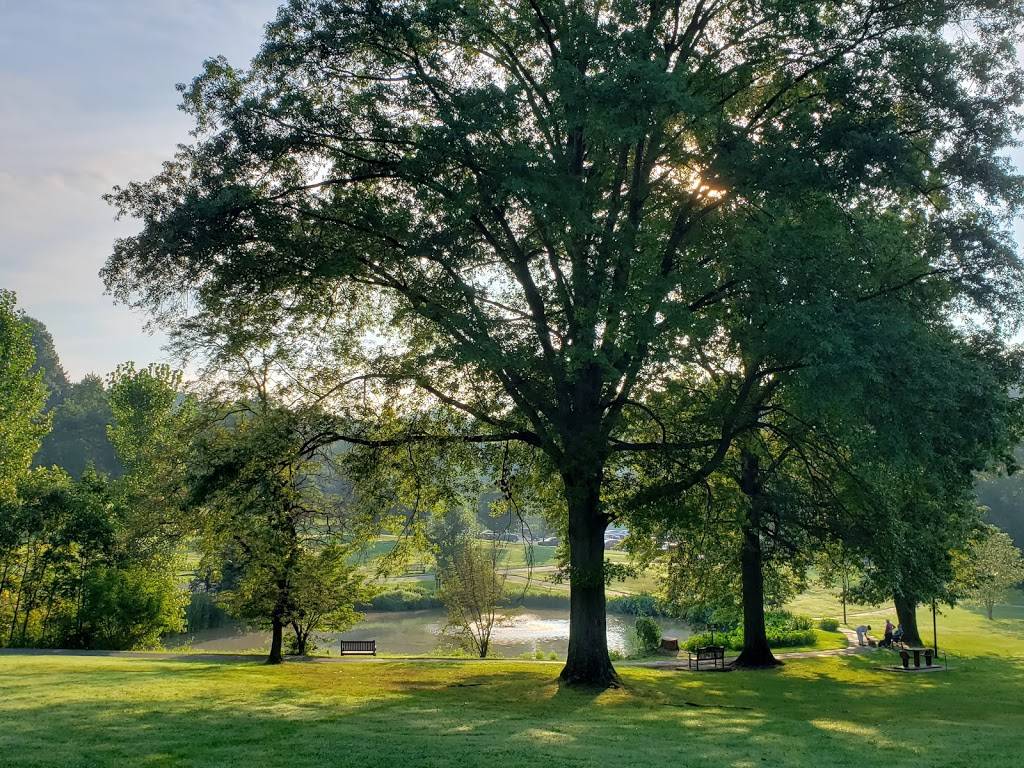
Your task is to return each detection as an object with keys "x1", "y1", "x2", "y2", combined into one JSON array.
[
  {"x1": 291, "y1": 623, "x2": 307, "y2": 656},
  {"x1": 559, "y1": 467, "x2": 617, "y2": 687},
  {"x1": 985, "y1": 601, "x2": 994, "y2": 621},
  {"x1": 894, "y1": 592, "x2": 923, "y2": 646},
  {"x1": 734, "y1": 449, "x2": 780, "y2": 668},
  {"x1": 267, "y1": 618, "x2": 284, "y2": 664}
]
